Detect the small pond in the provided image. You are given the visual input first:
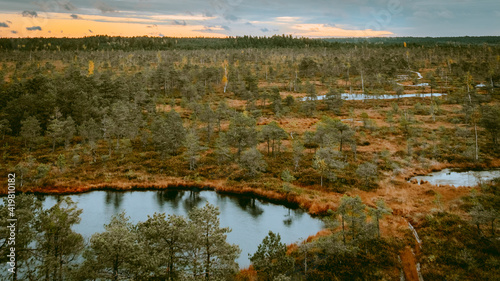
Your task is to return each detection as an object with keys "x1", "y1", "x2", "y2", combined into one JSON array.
[
  {"x1": 410, "y1": 169, "x2": 500, "y2": 187},
  {"x1": 42, "y1": 190, "x2": 324, "y2": 268},
  {"x1": 303, "y1": 93, "x2": 445, "y2": 101}
]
